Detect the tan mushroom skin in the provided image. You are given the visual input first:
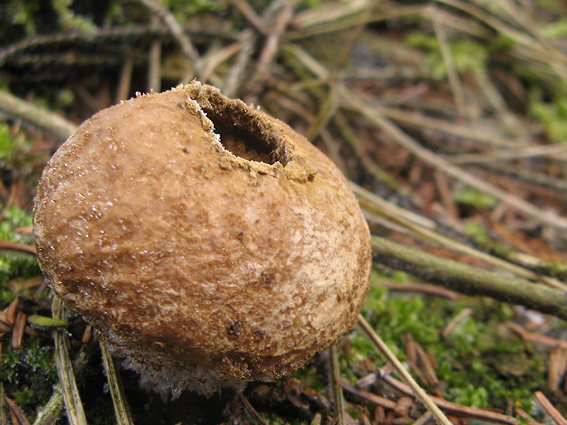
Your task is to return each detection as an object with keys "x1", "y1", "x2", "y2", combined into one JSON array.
[{"x1": 33, "y1": 81, "x2": 372, "y2": 396}]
